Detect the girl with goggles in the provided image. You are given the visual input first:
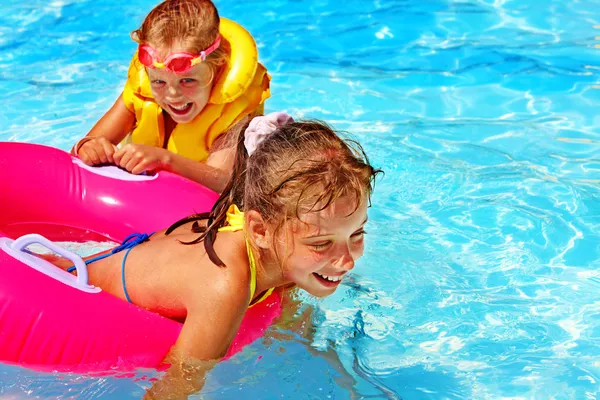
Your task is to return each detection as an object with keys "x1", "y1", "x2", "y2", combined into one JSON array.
[{"x1": 70, "y1": 0, "x2": 270, "y2": 193}]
